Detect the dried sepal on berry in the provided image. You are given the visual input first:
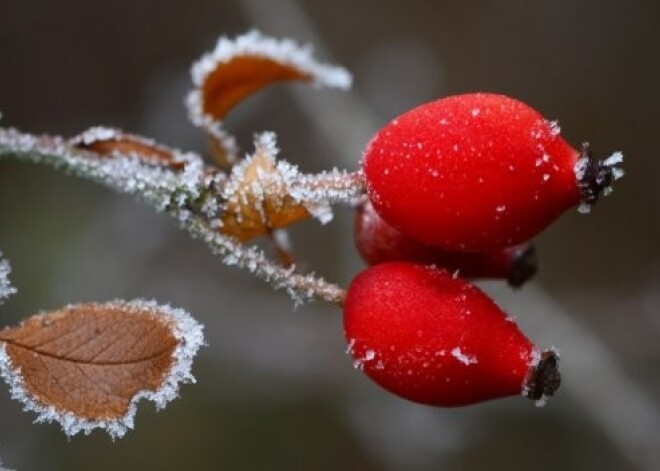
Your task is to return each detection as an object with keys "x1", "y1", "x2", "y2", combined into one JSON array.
[
  {"x1": 186, "y1": 30, "x2": 352, "y2": 167},
  {"x1": 0, "y1": 300, "x2": 204, "y2": 438},
  {"x1": 574, "y1": 143, "x2": 625, "y2": 213}
]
